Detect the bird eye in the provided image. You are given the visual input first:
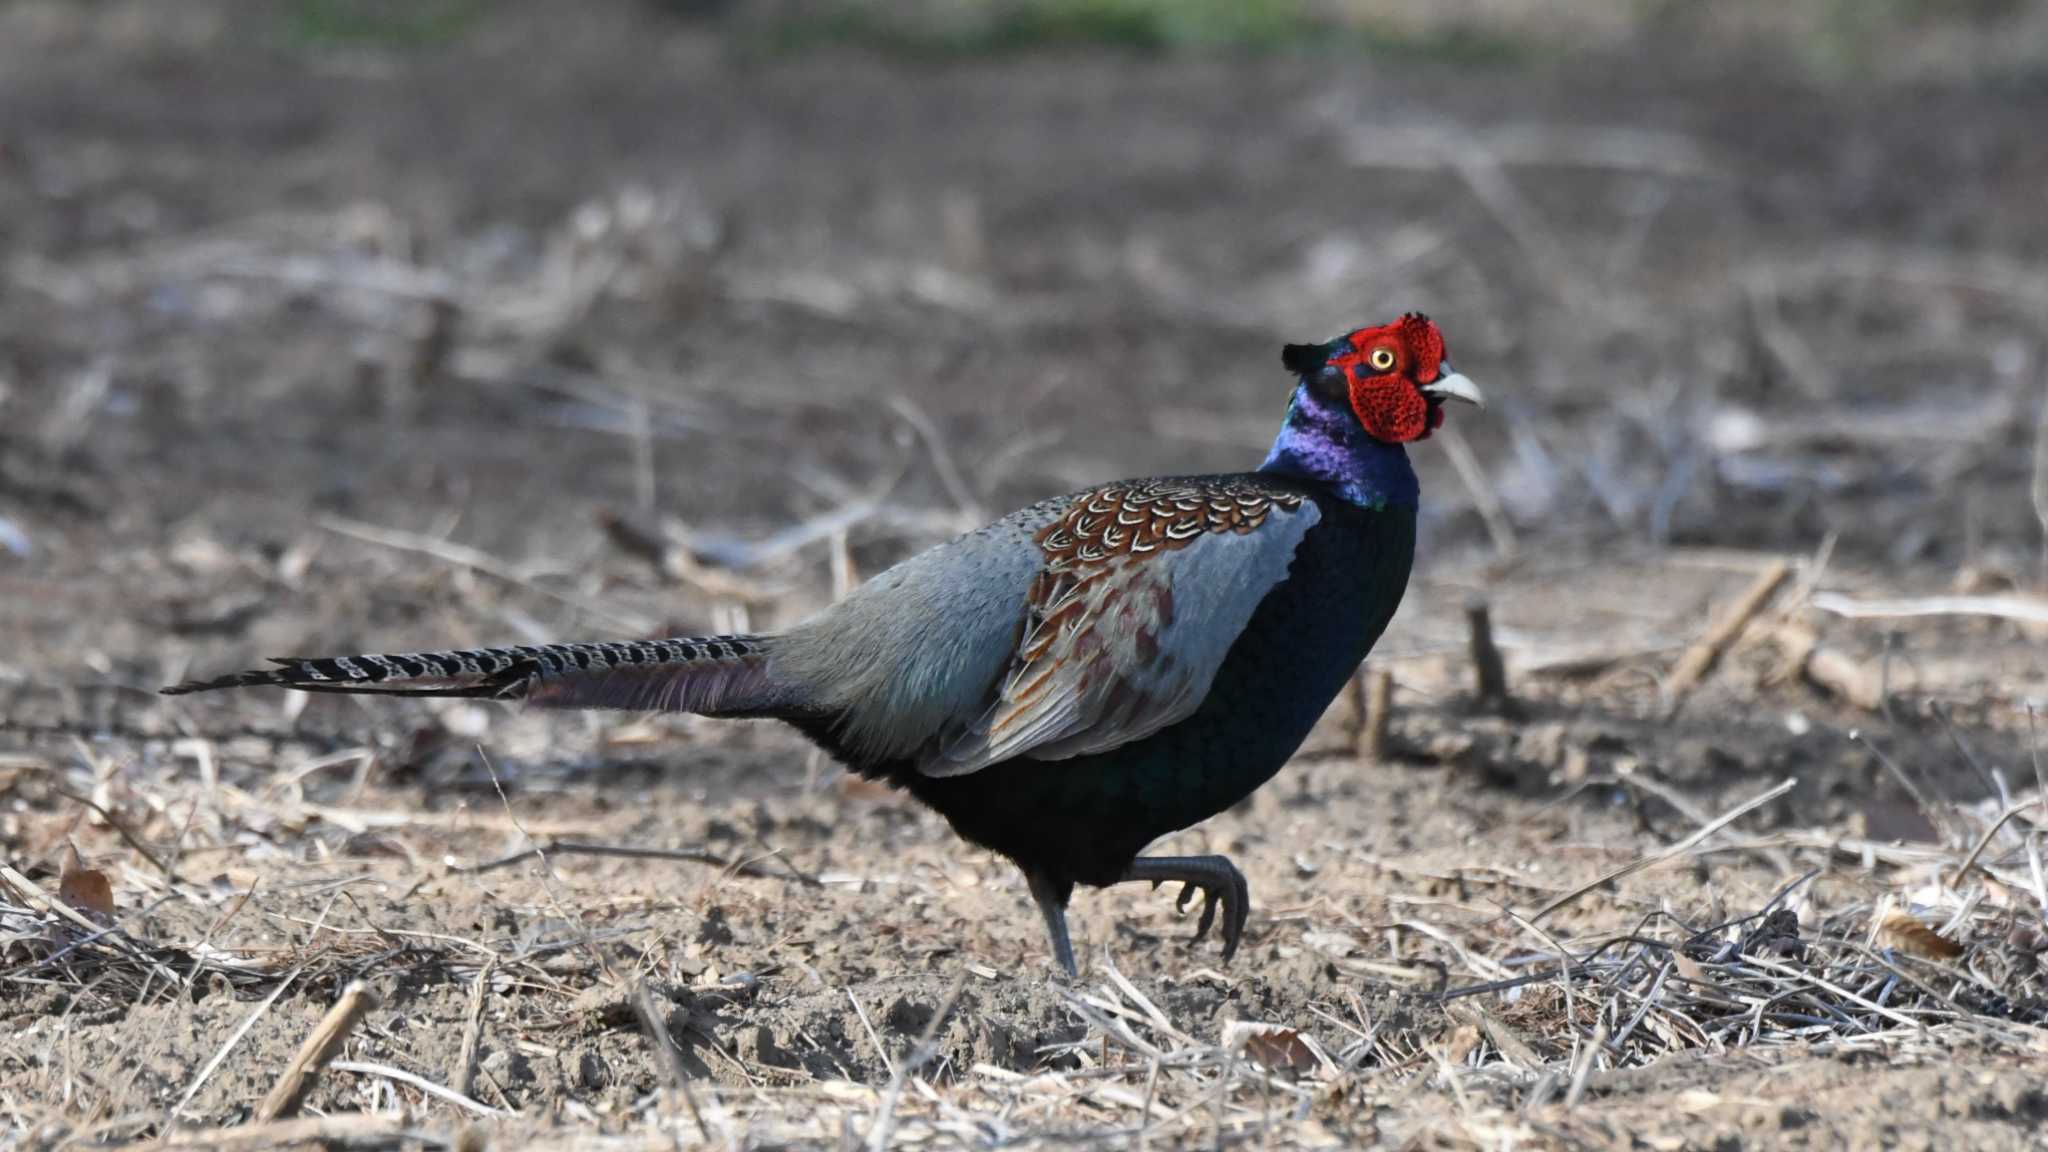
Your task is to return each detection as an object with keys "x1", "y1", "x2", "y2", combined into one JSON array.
[{"x1": 1368, "y1": 348, "x2": 1396, "y2": 371}]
